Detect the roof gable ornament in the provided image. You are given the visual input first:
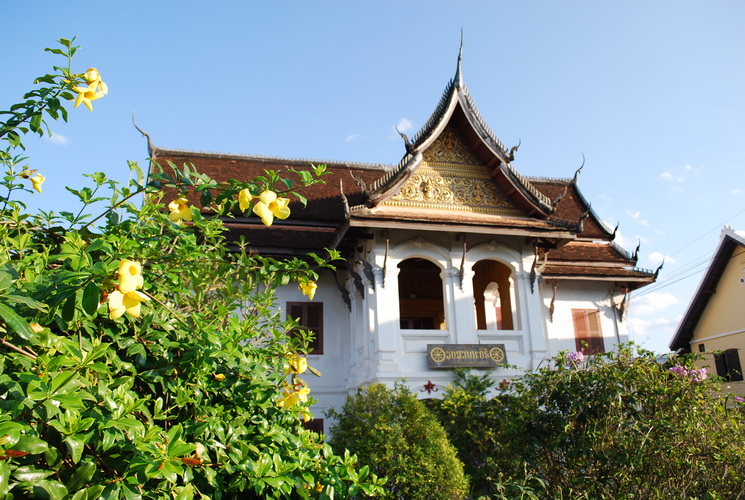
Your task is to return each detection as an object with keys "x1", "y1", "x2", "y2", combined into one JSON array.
[
  {"x1": 455, "y1": 30, "x2": 464, "y2": 89},
  {"x1": 356, "y1": 38, "x2": 556, "y2": 219},
  {"x1": 572, "y1": 154, "x2": 585, "y2": 184}
]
